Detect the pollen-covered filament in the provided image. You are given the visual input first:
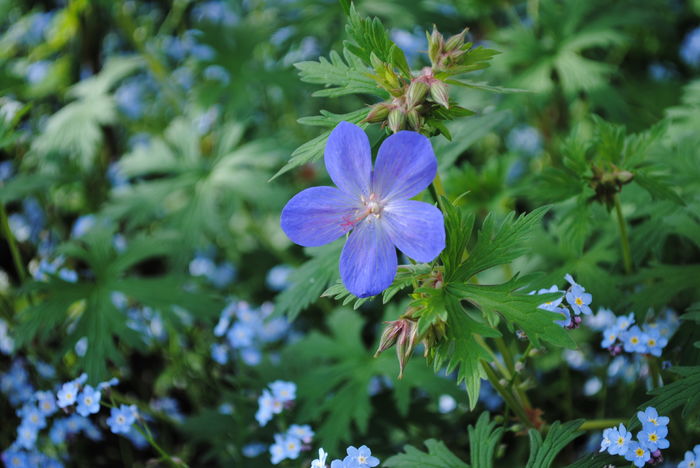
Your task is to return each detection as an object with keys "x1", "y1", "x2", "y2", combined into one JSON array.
[{"x1": 340, "y1": 193, "x2": 384, "y2": 230}]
